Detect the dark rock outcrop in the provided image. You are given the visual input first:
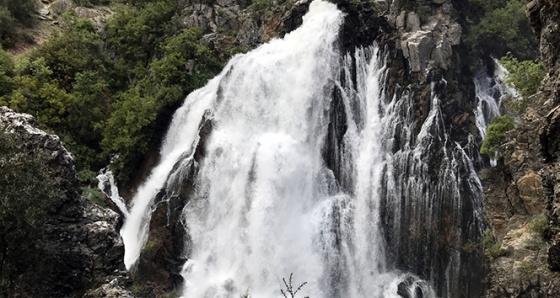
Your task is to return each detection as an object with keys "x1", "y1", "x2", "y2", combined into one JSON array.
[{"x1": 0, "y1": 106, "x2": 130, "y2": 297}]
